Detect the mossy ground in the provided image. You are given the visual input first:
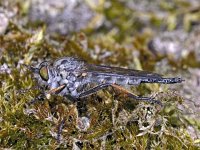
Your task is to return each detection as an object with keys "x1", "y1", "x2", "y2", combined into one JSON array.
[{"x1": 0, "y1": 0, "x2": 200, "y2": 149}]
